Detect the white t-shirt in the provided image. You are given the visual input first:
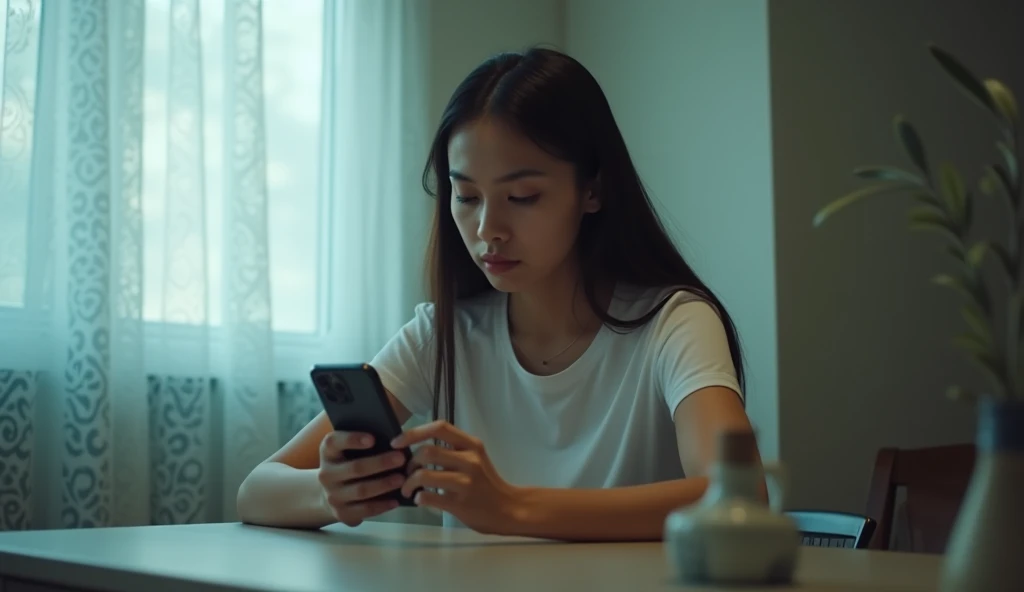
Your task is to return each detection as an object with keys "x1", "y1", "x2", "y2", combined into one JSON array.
[{"x1": 370, "y1": 284, "x2": 742, "y2": 528}]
